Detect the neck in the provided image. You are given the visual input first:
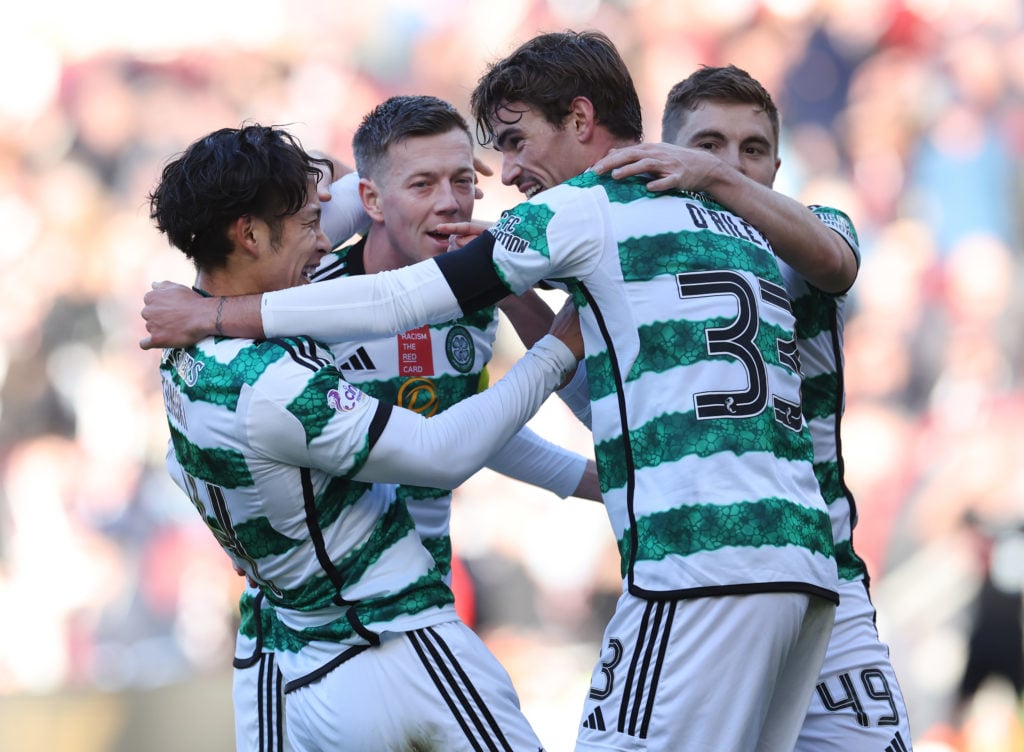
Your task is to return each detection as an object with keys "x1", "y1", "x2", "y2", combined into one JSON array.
[
  {"x1": 195, "y1": 269, "x2": 259, "y2": 298},
  {"x1": 361, "y1": 224, "x2": 404, "y2": 274}
]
